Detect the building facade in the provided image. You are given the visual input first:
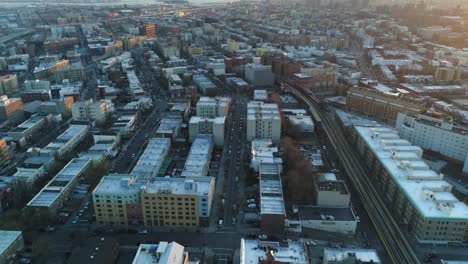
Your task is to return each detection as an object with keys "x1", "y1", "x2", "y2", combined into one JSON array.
[
  {"x1": 196, "y1": 96, "x2": 230, "y2": 118},
  {"x1": 188, "y1": 116, "x2": 225, "y2": 147},
  {"x1": 0, "y1": 74, "x2": 19, "y2": 95},
  {"x1": 71, "y1": 99, "x2": 108, "y2": 124},
  {"x1": 346, "y1": 87, "x2": 426, "y2": 124},
  {"x1": 395, "y1": 113, "x2": 468, "y2": 173},
  {"x1": 247, "y1": 101, "x2": 281, "y2": 142},
  {"x1": 0, "y1": 95, "x2": 24, "y2": 123},
  {"x1": 352, "y1": 126, "x2": 468, "y2": 243}
]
